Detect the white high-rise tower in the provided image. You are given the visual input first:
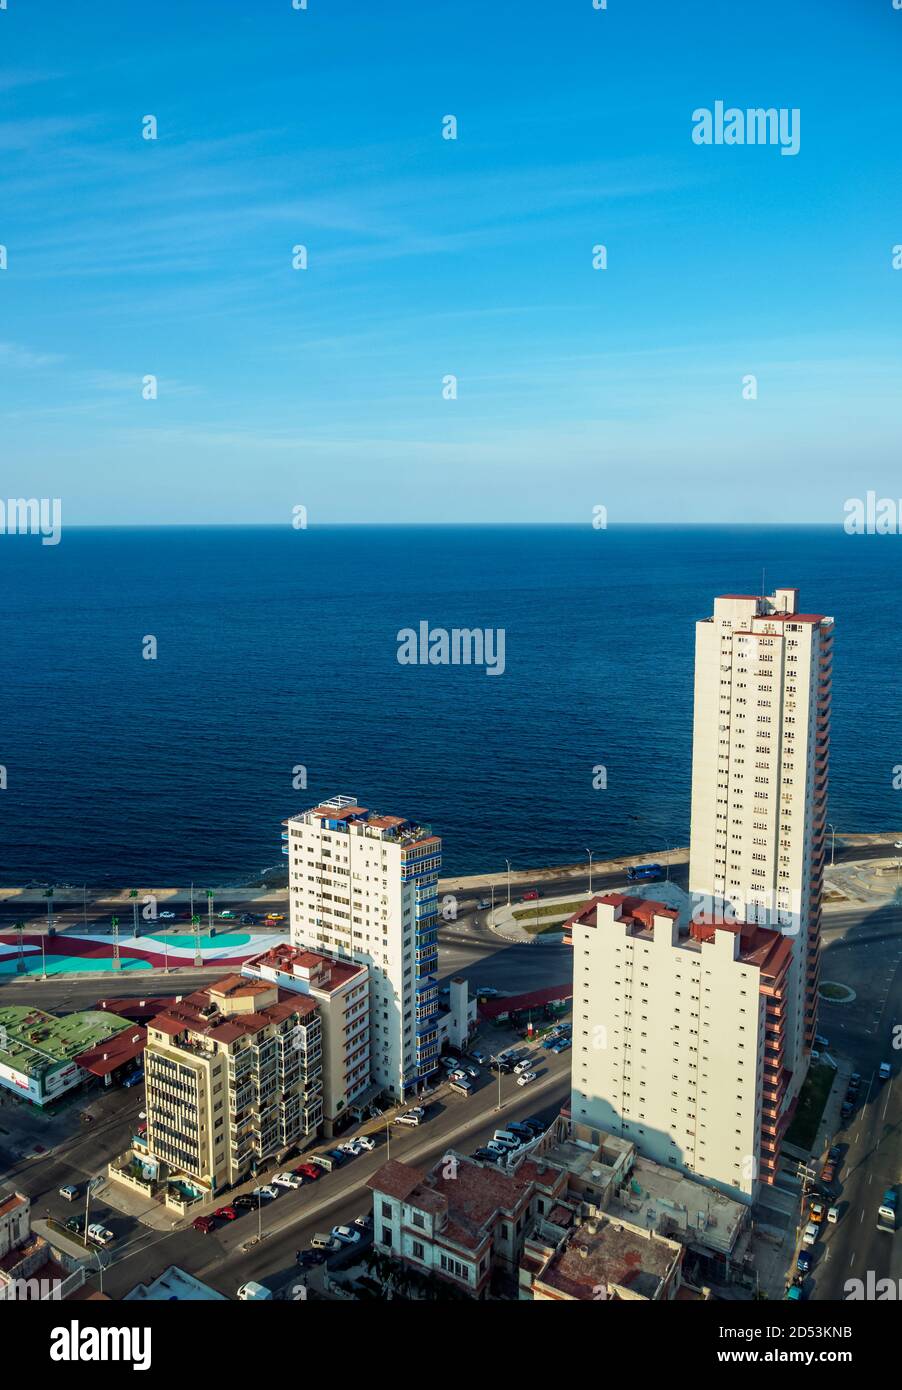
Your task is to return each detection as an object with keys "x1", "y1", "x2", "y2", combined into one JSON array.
[
  {"x1": 688, "y1": 589, "x2": 834, "y2": 1113},
  {"x1": 286, "y1": 795, "x2": 442, "y2": 1100}
]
